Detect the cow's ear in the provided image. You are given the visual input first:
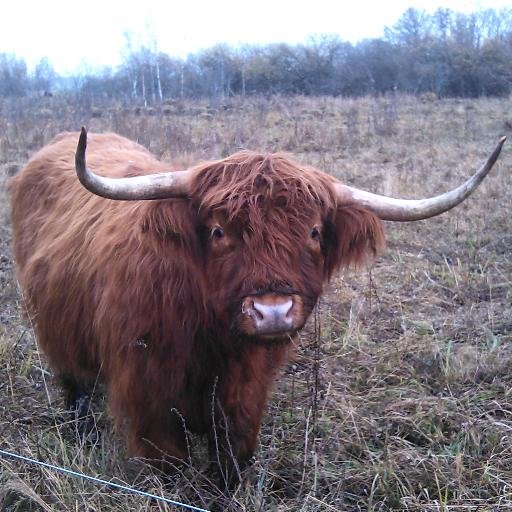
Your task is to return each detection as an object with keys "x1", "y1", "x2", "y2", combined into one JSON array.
[
  {"x1": 323, "y1": 204, "x2": 385, "y2": 279},
  {"x1": 140, "y1": 200, "x2": 198, "y2": 254}
]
